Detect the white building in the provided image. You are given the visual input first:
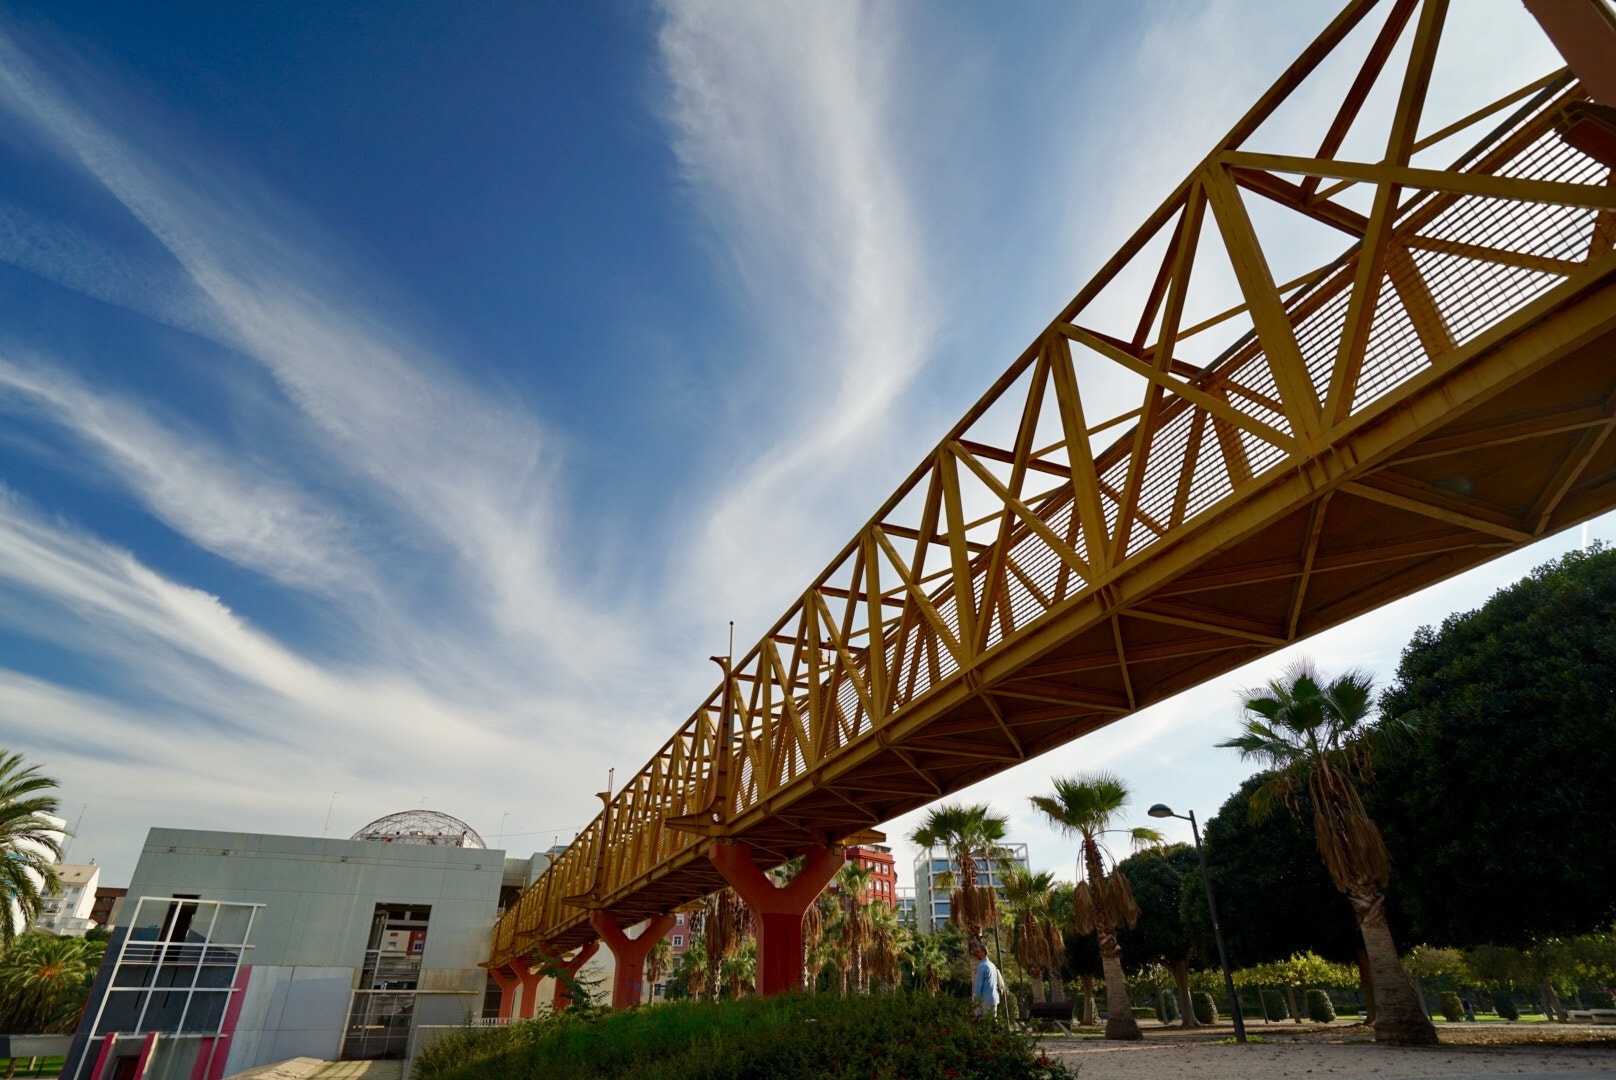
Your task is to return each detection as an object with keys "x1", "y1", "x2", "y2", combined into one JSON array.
[{"x1": 35, "y1": 861, "x2": 102, "y2": 936}]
